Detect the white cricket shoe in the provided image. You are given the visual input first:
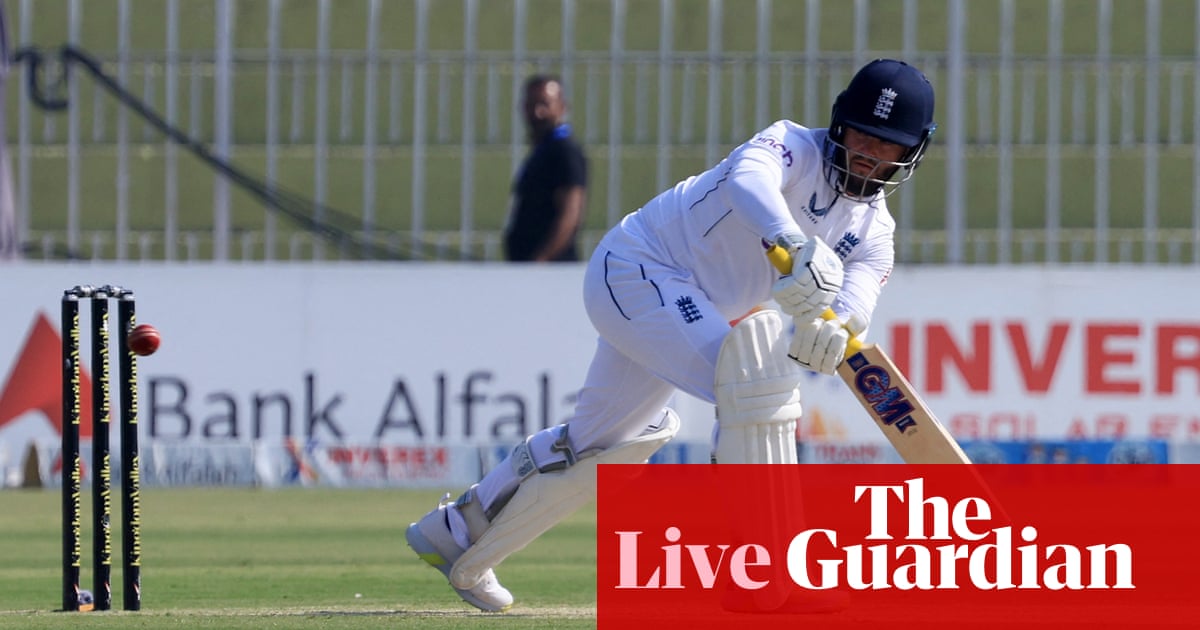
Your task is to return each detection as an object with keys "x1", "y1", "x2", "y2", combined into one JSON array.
[{"x1": 406, "y1": 496, "x2": 514, "y2": 612}]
